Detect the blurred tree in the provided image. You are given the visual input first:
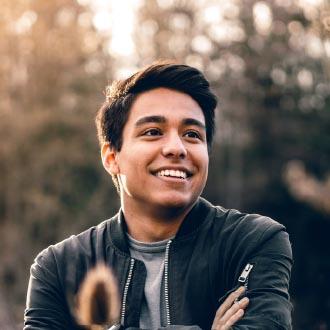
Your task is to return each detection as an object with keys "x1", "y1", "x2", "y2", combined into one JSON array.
[
  {"x1": 134, "y1": 0, "x2": 330, "y2": 328},
  {"x1": 1, "y1": 0, "x2": 329, "y2": 328},
  {"x1": 0, "y1": 0, "x2": 119, "y2": 326},
  {"x1": 135, "y1": 0, "x2": 330, "y2": 210},
  {"x1": 284, "y1": 160, "x2": 330, "y2": 214}
]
